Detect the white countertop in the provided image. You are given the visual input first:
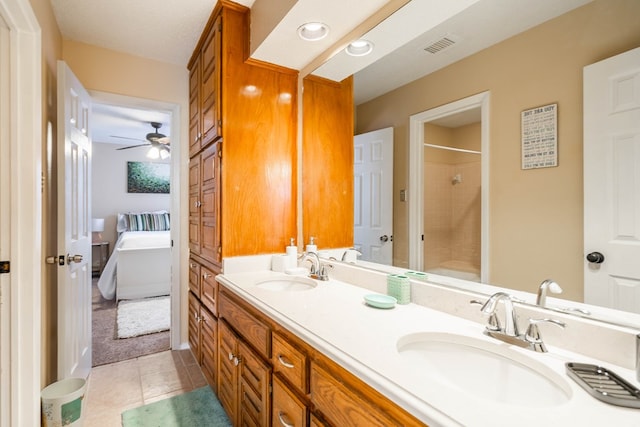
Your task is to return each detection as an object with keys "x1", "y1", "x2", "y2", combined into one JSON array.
[{"x1": 217, "y1": 268, "x2": 640, "y2": 427}]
